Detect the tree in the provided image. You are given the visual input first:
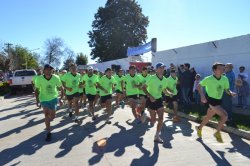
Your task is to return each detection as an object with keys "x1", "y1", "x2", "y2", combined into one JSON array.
[
  {"x1": 75, "y1": 53, "x2": 88, "y2": 65},
  {"x1": 88, "y1": 0, "x2": 149, "y2": 62},
  {"x1": 62, "y1": 48, "x2": 75, "y2": 70},
  {"x1": 43, "y1": 37, "x2": 65, "y2": 66},
  {"x1": 1, "y1": 45, "x2": 39, "y2": 70}
]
